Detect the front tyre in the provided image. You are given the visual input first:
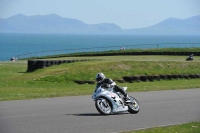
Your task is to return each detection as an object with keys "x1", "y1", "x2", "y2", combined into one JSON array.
[
  {"x1": 128, "y1": 96, "x2": 140, "y2": 114},
  {"x1": 95, "y1": 98, "x2": 112, "y2": 115}
]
